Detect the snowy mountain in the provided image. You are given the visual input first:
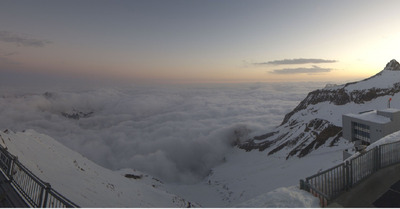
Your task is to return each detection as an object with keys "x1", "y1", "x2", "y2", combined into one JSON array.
[
  {"x1": 3, "y1": 60, "x2": 399, "y2": 207},
  {"x1": 0, "y1": 129, "x2": 198, "y2": 207},
  {"x1": 239, "y1": 59, "x2": 400, "y2": 159}
]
